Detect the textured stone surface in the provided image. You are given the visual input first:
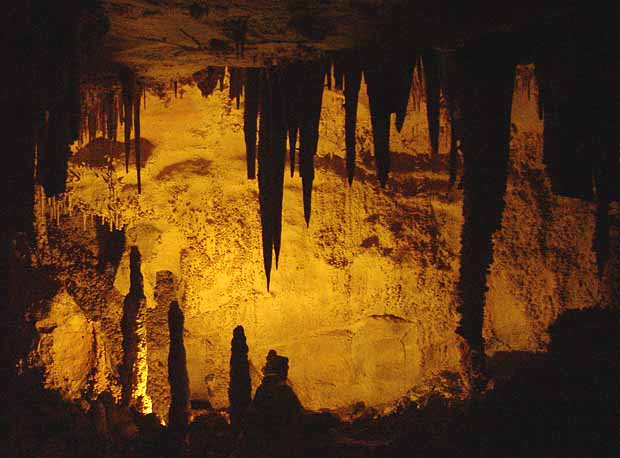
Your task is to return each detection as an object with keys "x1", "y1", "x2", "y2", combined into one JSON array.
[{"x1": 25, "y1": 65, "x2": 617, "y2": 413}]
